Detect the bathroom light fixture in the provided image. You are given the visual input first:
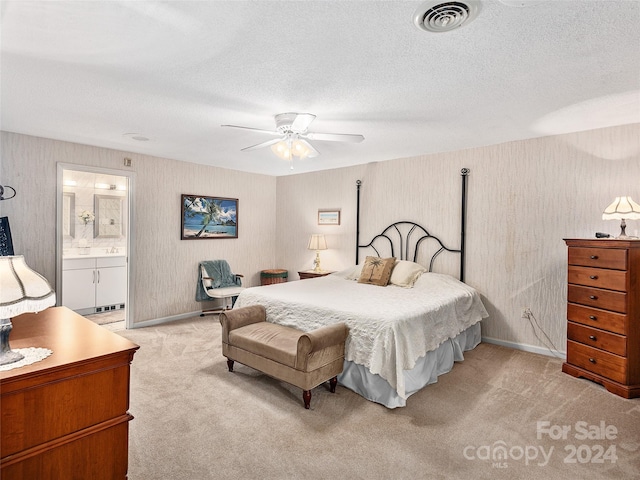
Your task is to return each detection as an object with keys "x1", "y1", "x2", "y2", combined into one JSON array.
[
  {"x1": 95, "y1": 183, "x2": 125, "y2": 191},
  {"x1": 602, "y1": 196, "x2": 640, "y2": 239},
  {"x1": 0, "y1": 256, "x2": 56, "y2": 365},
  {"x1": 307, "y1": 234, "x2": 328, "y2": 273}
]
